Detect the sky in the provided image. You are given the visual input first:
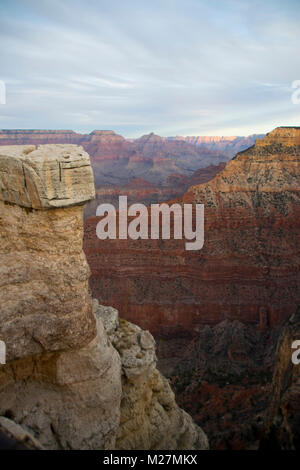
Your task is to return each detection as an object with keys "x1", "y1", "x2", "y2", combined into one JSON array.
[{"x1": 0, "y1": 0, "x2": 300, "y2": 137}]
